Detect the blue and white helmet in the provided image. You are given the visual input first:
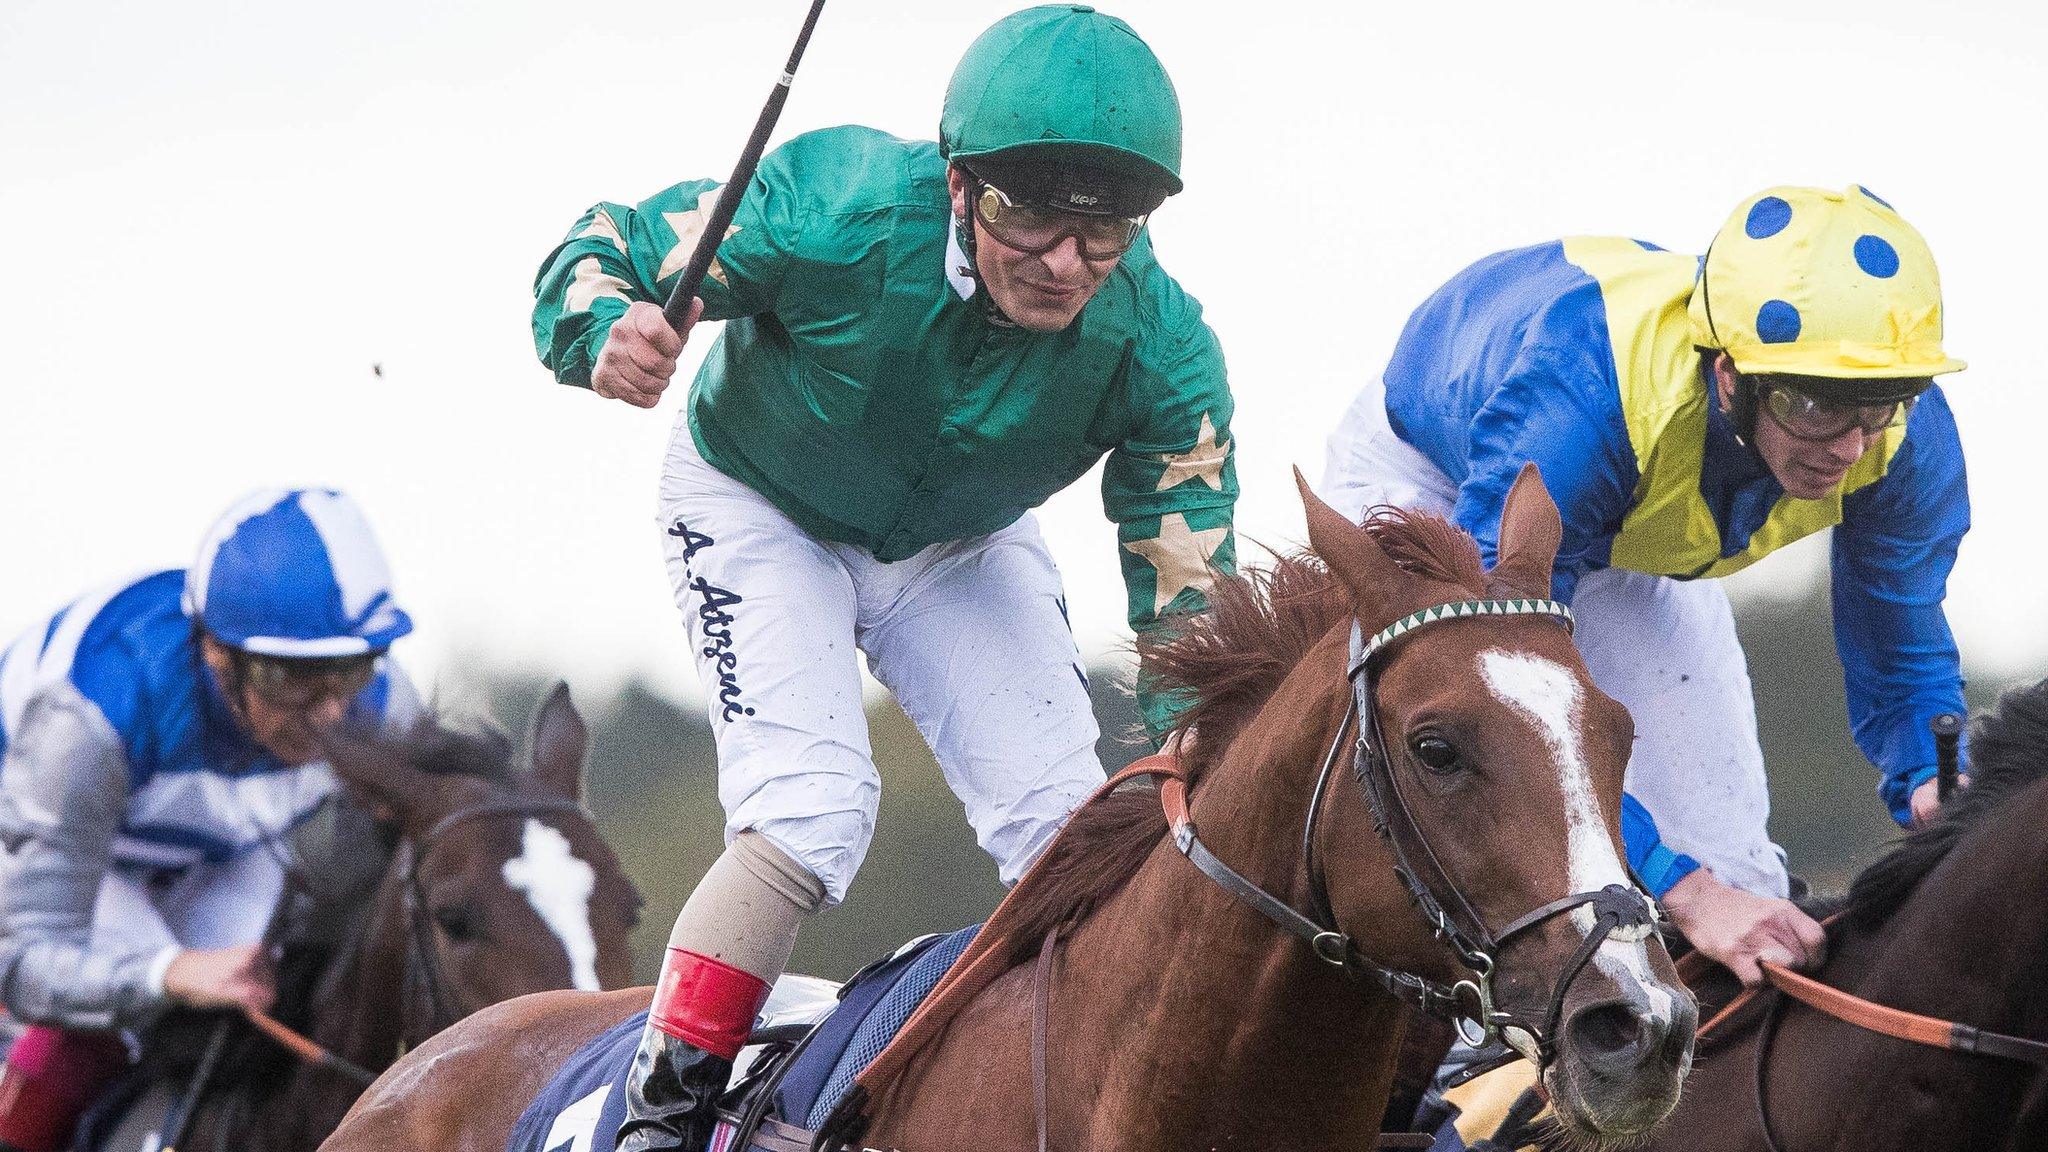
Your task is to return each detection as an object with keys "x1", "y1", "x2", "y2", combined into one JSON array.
[{"x1": 182, "y1": 488, "x2": 413, "y2": 657}]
